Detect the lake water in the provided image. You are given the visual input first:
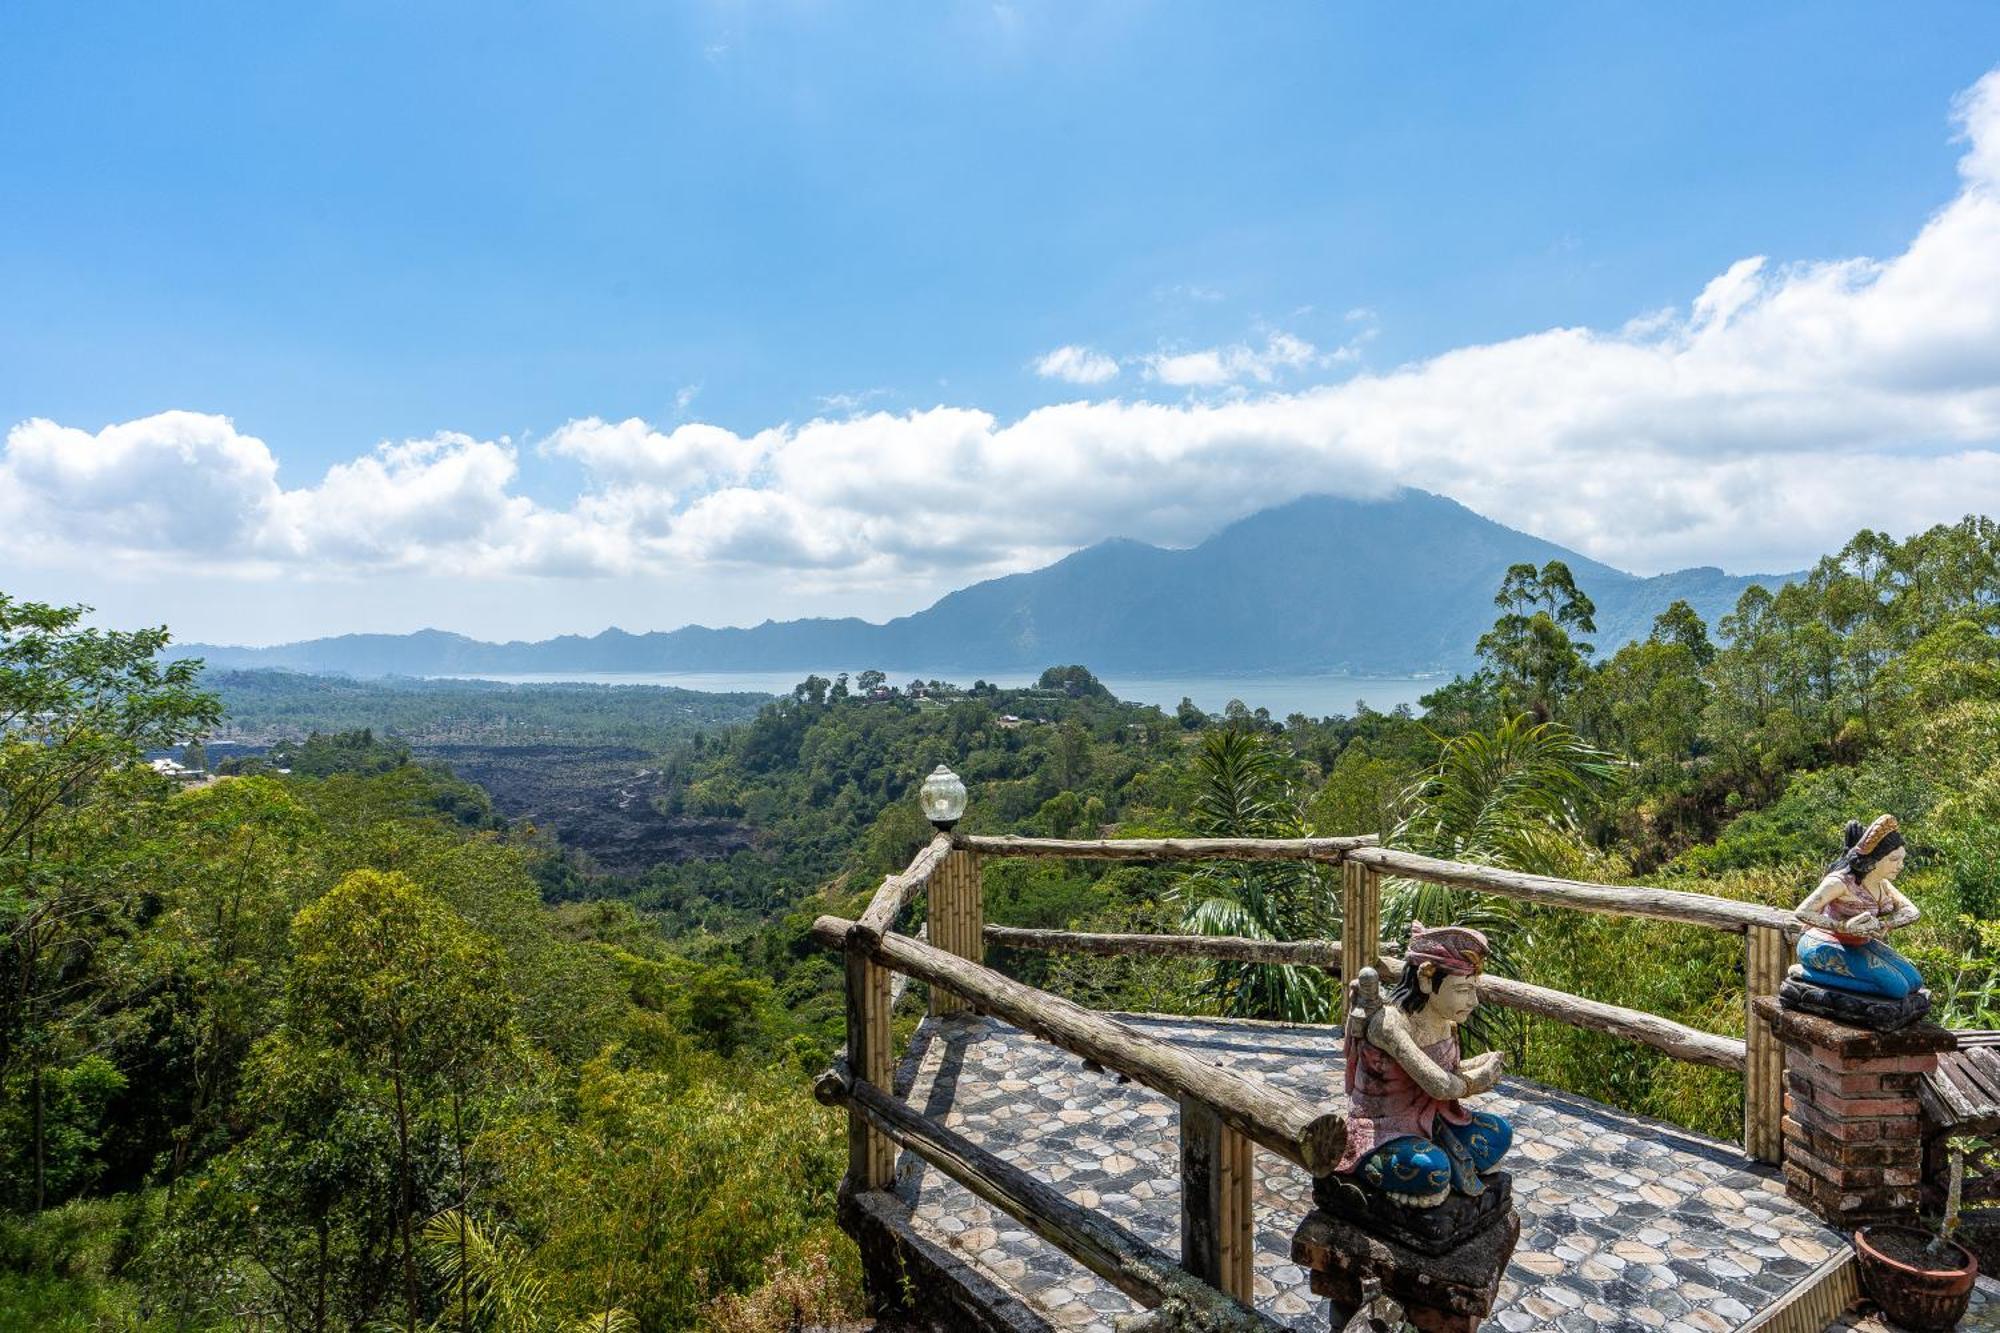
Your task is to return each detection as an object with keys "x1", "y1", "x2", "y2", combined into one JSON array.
[{"x1": 430, "y1": 669, "x2": 1443, "y2": 719}]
